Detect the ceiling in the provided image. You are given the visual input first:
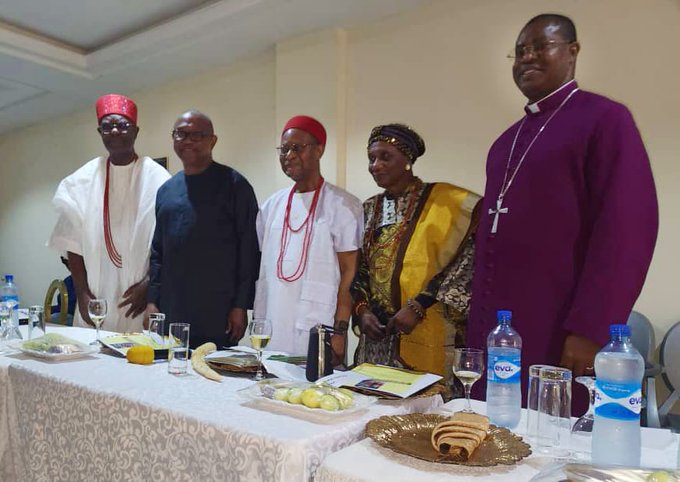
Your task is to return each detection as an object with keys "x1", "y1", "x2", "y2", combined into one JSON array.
[{"x1": 0, "y1": 0, "x2": 431, "y2": 134}]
